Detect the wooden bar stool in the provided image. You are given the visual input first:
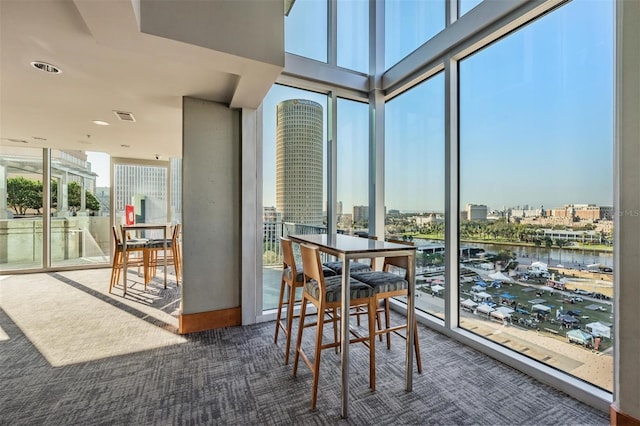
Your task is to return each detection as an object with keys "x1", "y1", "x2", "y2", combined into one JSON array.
[
  {"x1": 293, "y1": 243, "x2": 377, "y2": 411},
  {"x1": 274, "y1": 236, "x2": 337, "y2": 365}
]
